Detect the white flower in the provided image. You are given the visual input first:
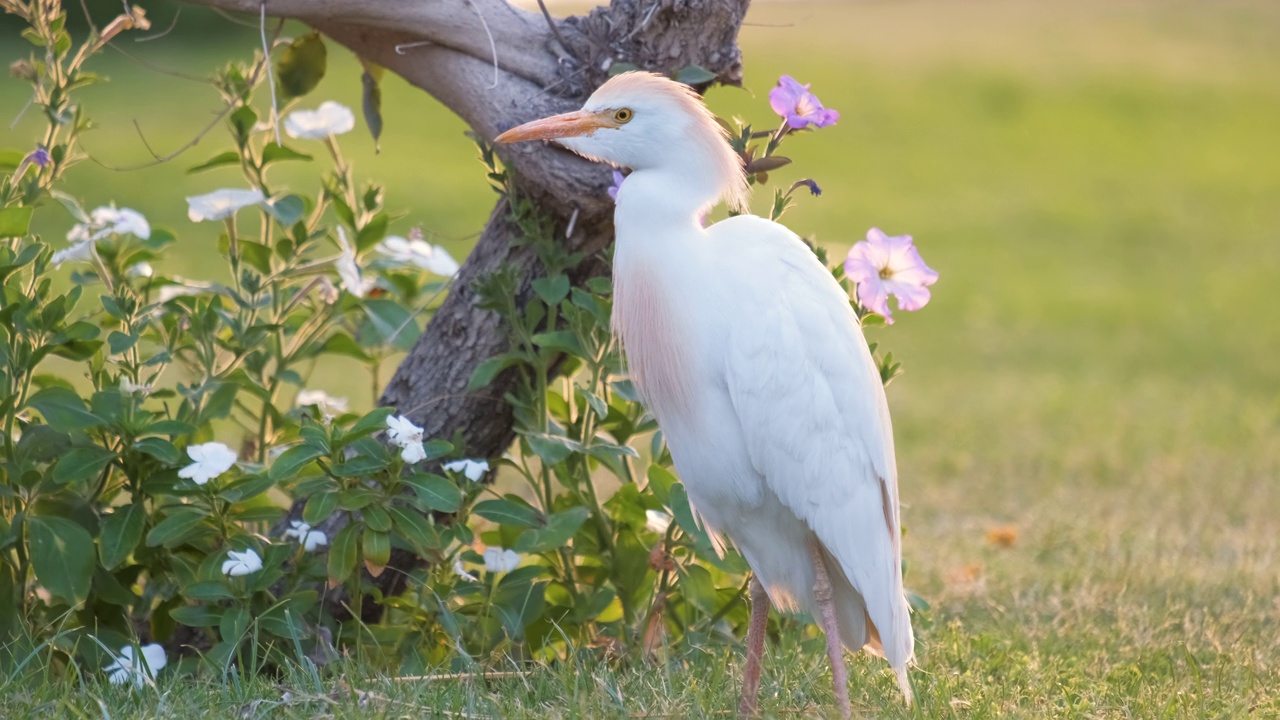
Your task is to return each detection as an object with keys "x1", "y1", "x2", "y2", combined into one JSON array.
[
  {"x1": 385, "y1": 414, "x2": 424, "y2": 446},
  {"x1": 118, "y1": 377, "x2": 151, "y2": 395},
  {"x1": 126, "y1": 262, "x2": 153, "y2": 278},
  {"x1": 316, "y1": 276, "x2": 340, "y2": 305},
  {"x1": 222, "y1": 548, "x2": 263, "y2": 577},
  {"x1": 645, "y1": 509, "x2": 673, "y2": 535},
  {"x1": 283, "y1": 101, "x2": 355, "y2": 140},
  {"x1": 156, "y1": 281, "x2": 211, "y2": 303},
  {"x1": 186, "y1": 188, "x2": 265, "y2": 222},
  {"x1": 483, "y1": 547, "x2": 521, "y2": 574},
  {"x1": 400, "y1": 440, "x2": 427, "y2": 464},
  {"x1": 295, "y1": 389, "x2": 348, "y2": 420},
  {"x1": 282, "y1": 520, "x2": 328, "y2": 552},
  {"x1": 67, "y1": 205, "x2": 151, "y2": 244},
  {"x1": 443, "y1": 459, "x2": 489, "y2": 482},
  {"x1": 452, "y1": 559, "x2": 478, "y2": 582},
  {"x1": 103, "y1": 643, "x2": 166, "y2": 687},
  {"x1": 177, "y1": 442, "x2": 237, "y2": 485},
  {"x1": 334, "y1": 226, "x2": 370, "y2": 298},
  {"x1": 376, "y1": 235, "x2": 460, "y2": 277},
  {"x1": 90, "y1": 206, "x2": 151, "y2": 239},
  {"x1": 50, "y1": 240, "x2": 96, "y2": 267}
]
